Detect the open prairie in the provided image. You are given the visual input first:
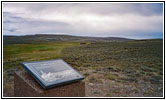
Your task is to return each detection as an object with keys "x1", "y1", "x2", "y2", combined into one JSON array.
[
  {"x1": 3, "y1": 2, "x2": 164, "y2": 97},
  {"x1": 3, "y1": 36, "x2": 163, "y2": 97}
]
